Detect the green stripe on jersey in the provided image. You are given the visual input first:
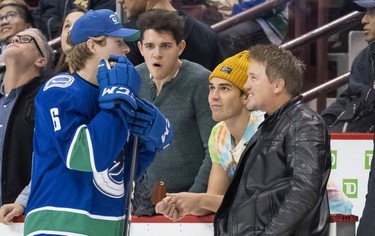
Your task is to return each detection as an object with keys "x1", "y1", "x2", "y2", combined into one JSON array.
[
  {"x1": 24, "y1": 208, "x2": 124, "y2": 236},
  {"x1": 67, "y1": 125, "x2": 94, "y2": 171}
]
